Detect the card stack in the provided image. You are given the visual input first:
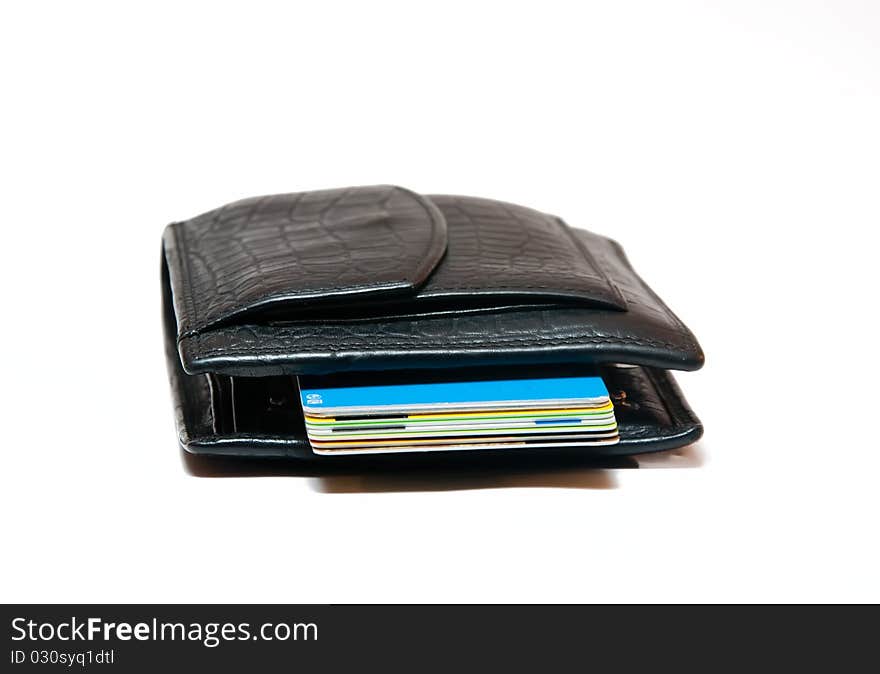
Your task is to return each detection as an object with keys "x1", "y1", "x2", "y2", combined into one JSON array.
[{"x1": 298, "y1": 370, "x2": 619, "y2": 455}]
